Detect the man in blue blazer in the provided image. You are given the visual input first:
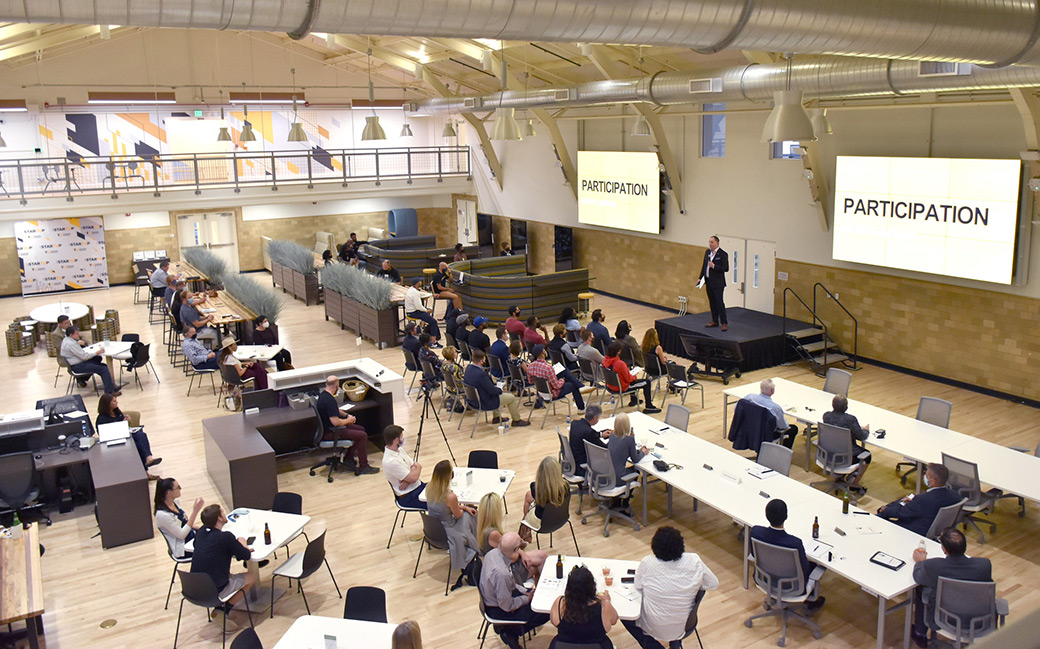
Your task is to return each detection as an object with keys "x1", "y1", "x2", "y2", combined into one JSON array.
[
  {"x1": 910, "y1": 527, "x2": 992, "y2": 647},
  {"x1": 698, "y1": 235, "x2": 730, "y2": 331},
  {"x1": 877, "y1": 463, "x2": 962, "y2": 537},
  {"x1": 463, "y1": 350, "x2": 530, "y2": 427},
  {"x1": 750, "y1": 499, "x2": 825, "y2": 609}
]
